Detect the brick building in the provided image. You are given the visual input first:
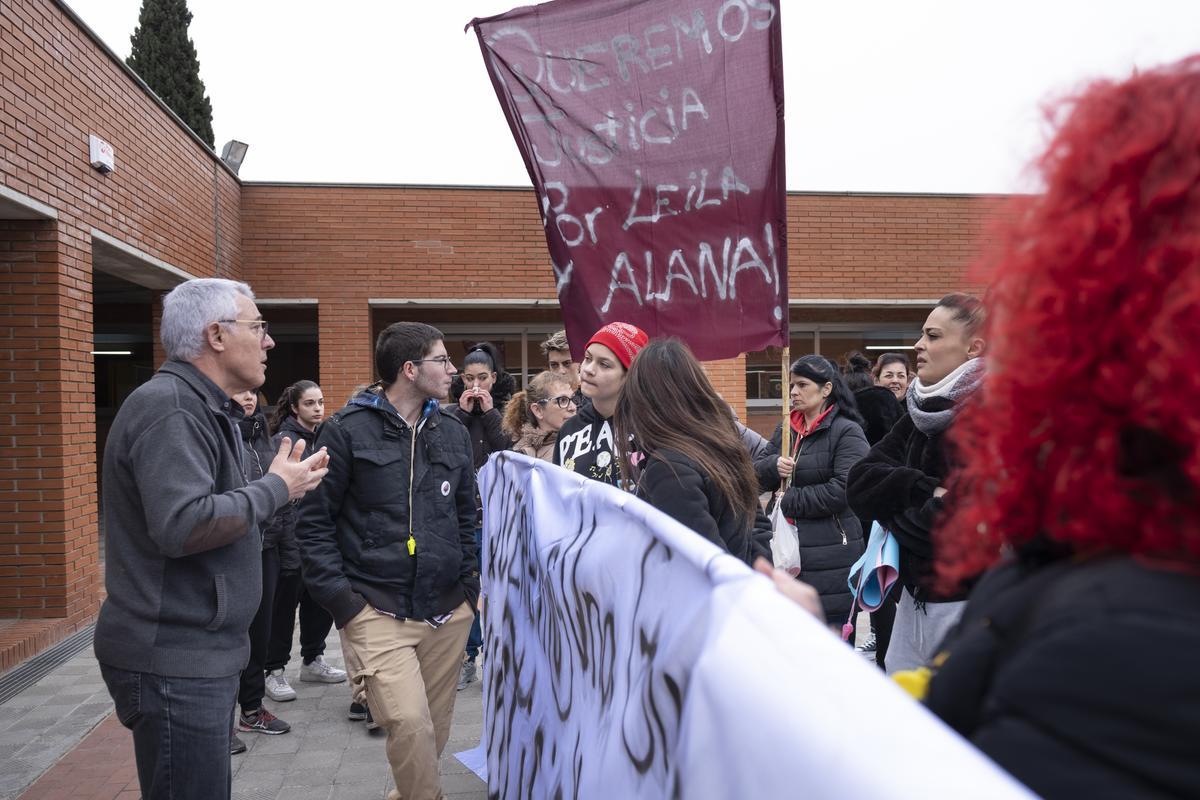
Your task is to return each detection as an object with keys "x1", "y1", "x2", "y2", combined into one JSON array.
[{"x1": 0, "y1": 0, "x2": 1005, "y2": 666}]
